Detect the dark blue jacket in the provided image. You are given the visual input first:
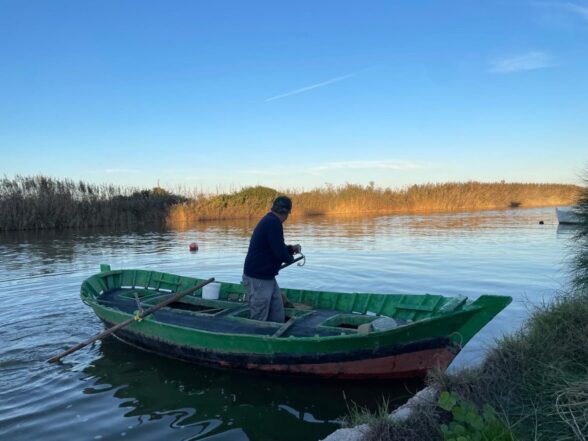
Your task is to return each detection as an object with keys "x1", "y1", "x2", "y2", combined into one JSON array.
[{"x1": 244, "y1": 212, "x2": 294, "y2": 279}]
